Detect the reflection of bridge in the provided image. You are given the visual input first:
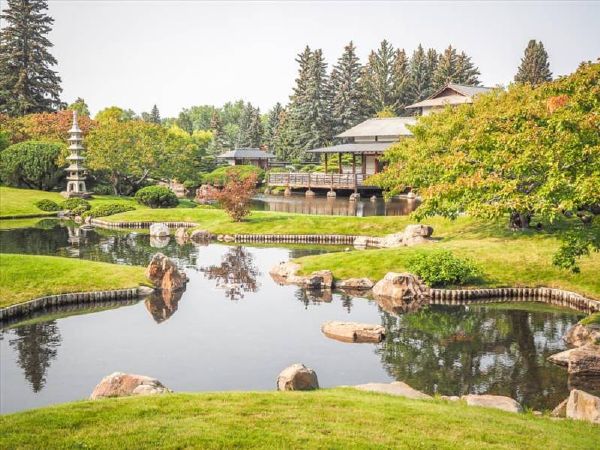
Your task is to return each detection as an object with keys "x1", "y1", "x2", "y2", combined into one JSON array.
[{"x1": 268, "y1": 172, "x2": 379, "y2": 192}]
